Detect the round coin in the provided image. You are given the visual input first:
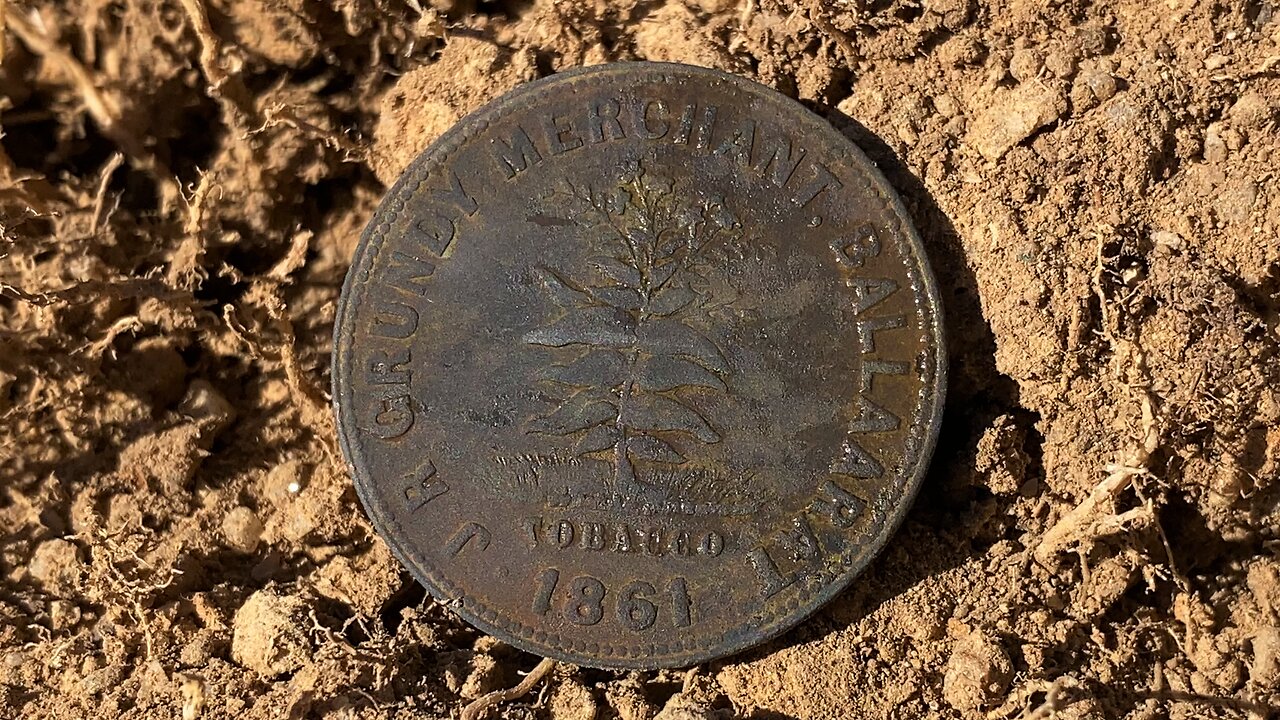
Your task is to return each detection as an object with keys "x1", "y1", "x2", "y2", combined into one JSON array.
[{"x1": 333, "y1": 62, "x2": 945, "y2": 669}]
